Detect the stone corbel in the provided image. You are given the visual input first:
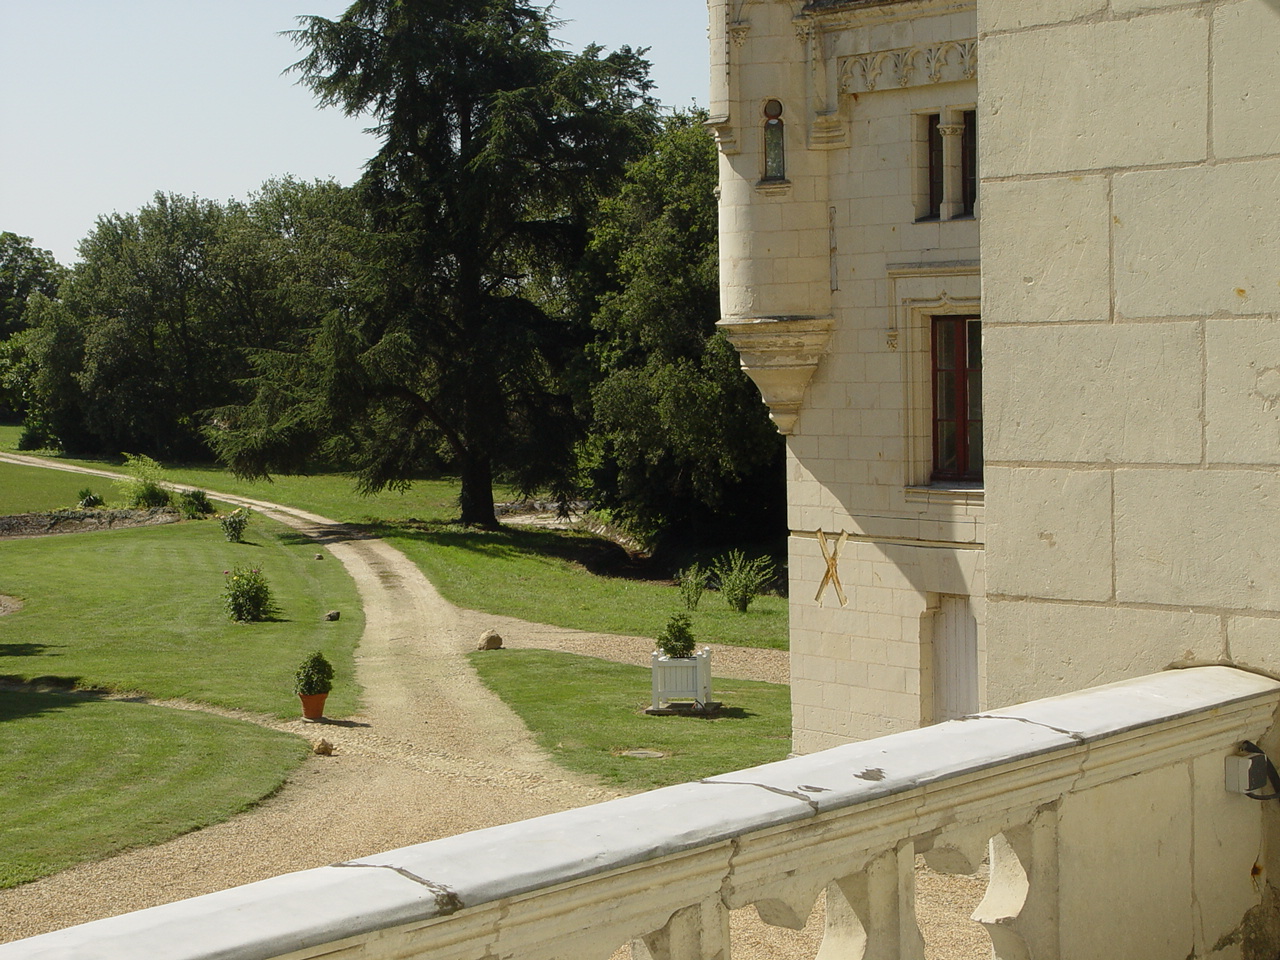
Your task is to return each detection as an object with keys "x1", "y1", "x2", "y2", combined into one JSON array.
[{"x1": 717, "y1": 316, "x2": 834, "y2": 434}]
